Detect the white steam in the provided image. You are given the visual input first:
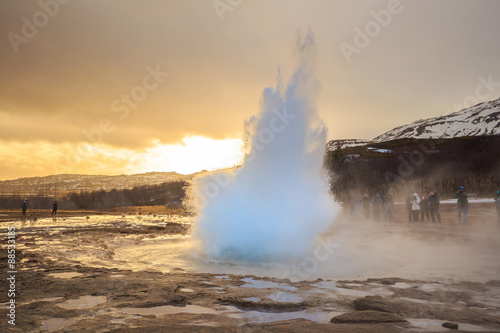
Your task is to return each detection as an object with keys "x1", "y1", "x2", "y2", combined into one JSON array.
[{"x1": 192, "y1": 31, "x2": 339, "y2": 262}]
